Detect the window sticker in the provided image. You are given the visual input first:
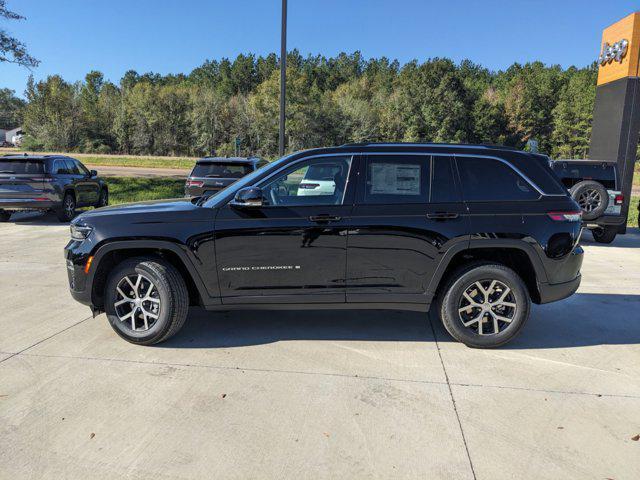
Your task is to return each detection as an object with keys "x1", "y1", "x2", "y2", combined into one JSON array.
[{"x1": 370, "y1": 163, "x2": 421, "y2": 195}]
